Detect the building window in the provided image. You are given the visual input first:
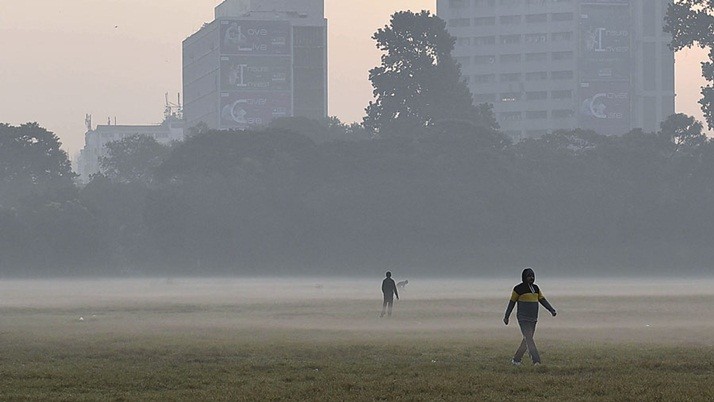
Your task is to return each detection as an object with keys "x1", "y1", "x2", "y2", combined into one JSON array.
[
  {"x1": 662, "y1": 44, "x2": 675, "y2": 91},
  {"x1": 449, "y1": 0, "x2": 469, "y2": 8},
  {"x1": 500, "y1": 53, "x2": 521, "y2": 63},
  {"x1": 474, "y1": 0, "x2": 496, "y2": 7},
  {"x1": 474, "y1": 93, "x2": 496, "y2": 102},
  {"x1": 474, "y1": 55, "x2": 496, "y2": 64},
  {"x1": 525, "y1": 52, "x2": 547, "y2": 62},
  {"x1": 525, "y1": 91, "x2": 547, "y2": 100},
  {"x1": 473, "y1": 36, "x2": 496, "y2": 45},
  {"x1": 643, "y1": 1, "x2": 656, "y2": 36},
  {"x1": 551, "y1": 31, "x2": 573, "y2": 42},
  {"x1": 552, "y1": 109, "x2": 574, "y2": 119},
  {"x1": 473, "y1": 73, "x2": 496, "y2": 83},
  {"x1": 456, "y1": 37, "x2": 471, "y2": 46},
  {"x1": 500, "y1": 73, "x2": 521, "y2": 82},
  {"x1": 500, "y1": 15, "x2": 522, "y2": 24},
  {"x1": 525, "y1": 13, "x2": 548, "y2": 23},
  {"x1": 551, "y1": 90, "x2": 572, "y2": 99},
  {"x1": 526, "y1": 111, "x2": 548, "y2": 119},
  {"x1": 500, "y1": 92, "x2": 521, "y2": 102},
  {"x1": 500, "y1": 34, "x2": 521, "y2": 44},
  {"x1": 551, "y1": 70, "x2": 574, "y2": 80},
  {"x1": 526, "y1": 71, "x2": 549, "y2": 81},
  {"x1": 643, "y1": 42, "x2": 656, "y2": 91},
  {"x1": 551, "y1": 12, "x2": 574, "y2": 21},
  {"x1": 551, "y1": 51, "x2": 573, "y2": 61},
  {"x1": 474, "y1": 16, "x2": 496, "y2": 26},
  {"x1": 499, "y1": 0, "x2": 520, "y2": 6},
  {"x1": 449, "y1": 18, "x2": 471, "y2": 27},
  {"x1": 524, "y1": 33, "x2": 548, "y2": 44}
]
